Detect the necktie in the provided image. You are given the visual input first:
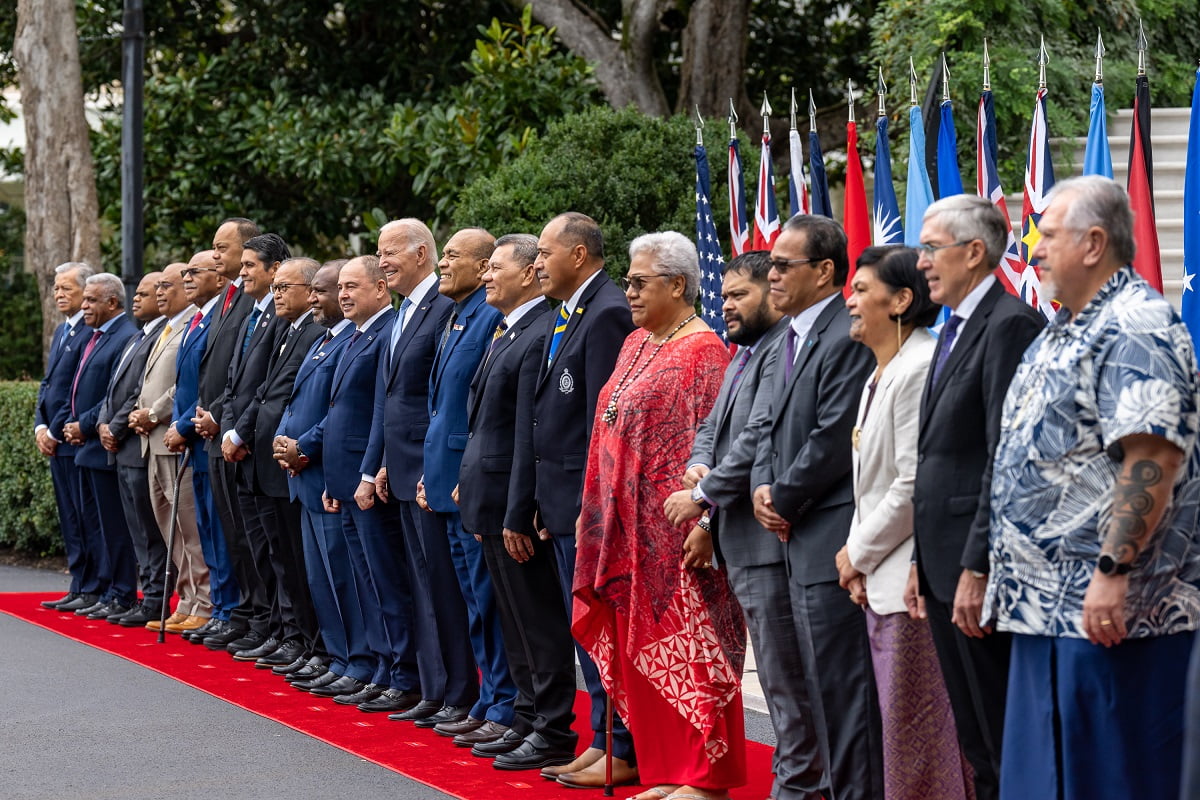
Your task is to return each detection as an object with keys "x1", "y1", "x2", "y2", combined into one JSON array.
[
  {"x1": 728, "y1": 347, "x2": 752, "y2": 394},
  {"x1": 436, "y1": 310, "x2": 459, "y2": 364},
  {"x1": 70, "y1": 330, "x2": 103, "y2": 415},
  {"x1": 278, "y1": 325, "x2": 297, "y2": 357},
  {"x1": 241, "y1": 307, "x2": 262, "y2": 358},
  {"x1": 490, "y1": 321, "x2": 508, "y2": 350},
  {"x1": 547, "y1": 304, "x2": 570, "y2": 365},
  {"x1": 52, "y1": 324, "x2": 67, "y2": 359},
  {"x1": 347, "y1": 329, "x2": 363, "y2": 348},
  {"x1": 185, "y1": 310, "x2": 203, "y2": 342},
  {"x1": 221, "y1": 283, "x2": 238, "y2": 315},
  {"x1": 321, "y1": 331, "x2": 334, "y2": 347},
  {"x1": 151, "y1": 323, "x2": 173, "y2": 359},
  {"x1": 931, "y1": 314, "x2": 963, "y2": 385},
  {"x1": 783, "y1": 327, "x2": 799, "y2": 382},
  {"x1": 392, "y1": 297, "x2": 412, "y2": 355}
]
